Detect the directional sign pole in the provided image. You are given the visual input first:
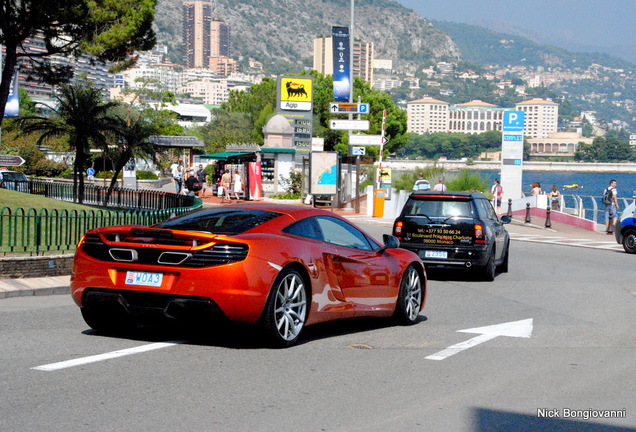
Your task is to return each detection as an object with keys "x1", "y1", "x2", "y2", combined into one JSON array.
[
  {"x1": 425, "y1": 318, "x2": 533, "y2": 361},
  {"x1": 377, "y1": 110, "x2": 386, "y2": 185}
]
